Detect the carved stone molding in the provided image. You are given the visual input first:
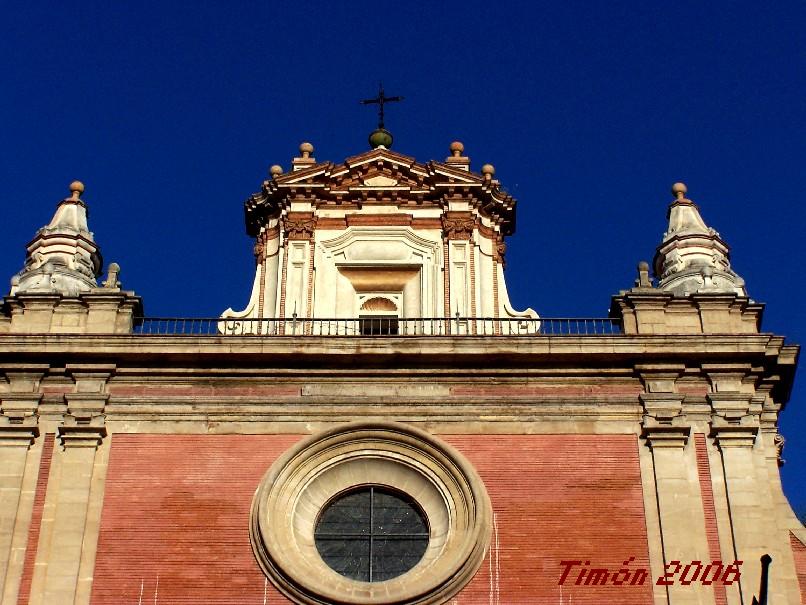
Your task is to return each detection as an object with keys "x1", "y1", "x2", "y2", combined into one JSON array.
[
  {"x1": 707, "y1": 391, "x2": 753, "y2": 421},
  {"x1": 494, "y1": 240, "x2": 506, "y2": 264},
  {"x1": 283, "y1": 214, "x2": 316, "y2": 240},
  {"x1": 0, "y1": 424, "x2": 40, "y2": 447},
  {"x1": 441, "y1": 213, "x2": 475, "y2": 240},
  {"x1": 253, "y1": 231, "x2": 267, "y2": 263},
  {"x1": 64, "y1": 392, "x2": 109, "y2": 426},
  {"x1": 61, "y1": 364, "x2": 114, "y2": 447},
  {"x1": 640, "y1": 392, "x2": 690, "y2": 448},
  {"x1": 0, "y1": 370, "x2": 45, "y2": 446},
  {"x1": 774, "y1": 433, "x2": 786, "y2": 466},
  {"x1": 707, "y1": 391, "x2": 758, "y2": 448},
  {"x1": 642, "y1": 425, "x2": 692, "y2": 449},
  {"x1": 57, "y1": 425, "x2": 107, "y2": 449},
  {"x1": 711, "y1": 424, "x2": 758, "y2": 449}
]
